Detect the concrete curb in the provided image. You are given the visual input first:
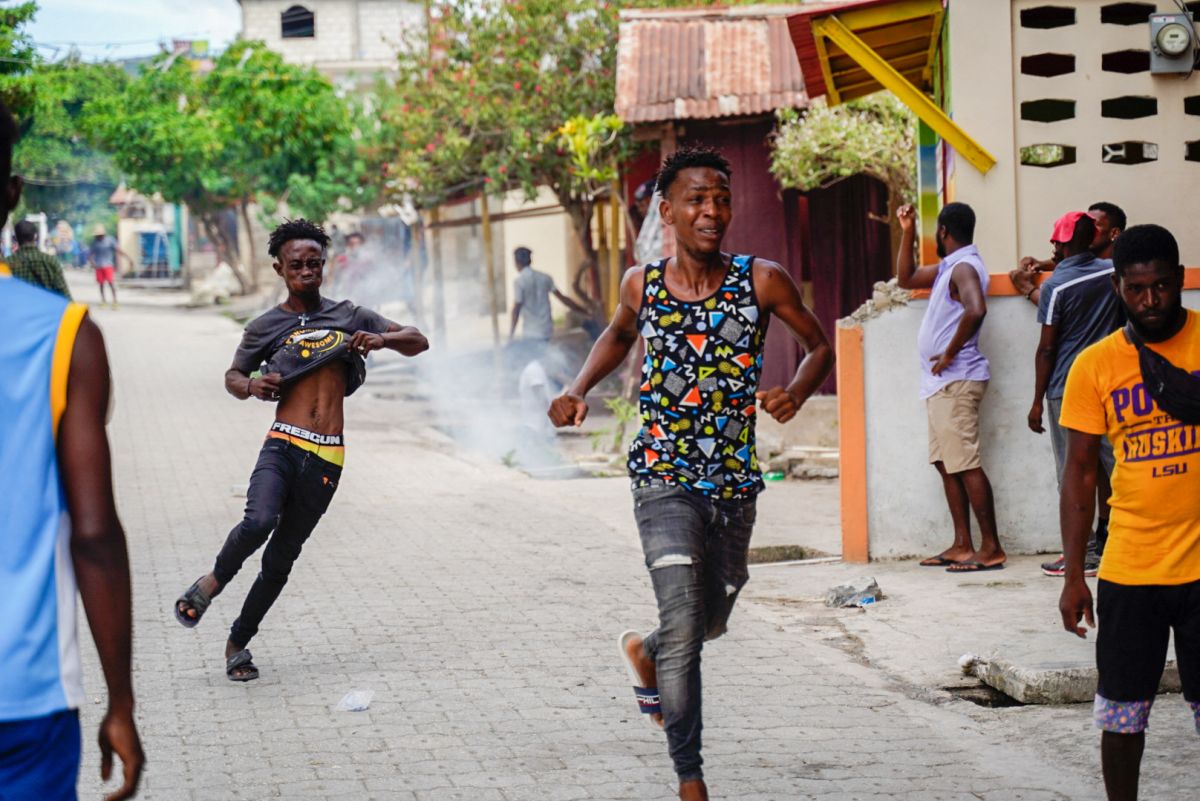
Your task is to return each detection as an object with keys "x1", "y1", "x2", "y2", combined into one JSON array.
[{"x1": 973, "y1": 656, "x2": 1181, "y2": 704}]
